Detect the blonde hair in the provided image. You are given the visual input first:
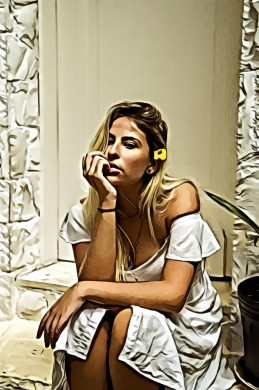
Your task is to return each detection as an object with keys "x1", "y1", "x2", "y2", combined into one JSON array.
[{"x1": 82, "y1": 101, "x2": 194, "y2": 281}]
